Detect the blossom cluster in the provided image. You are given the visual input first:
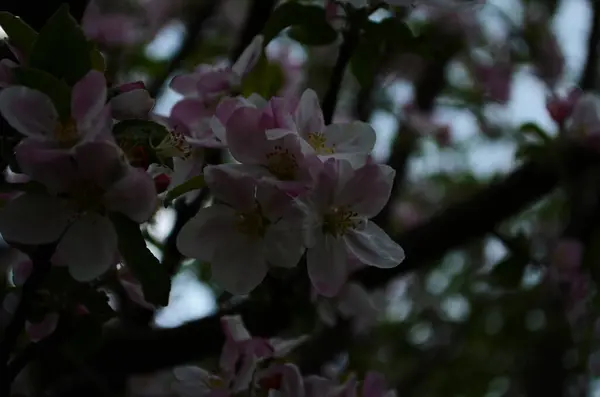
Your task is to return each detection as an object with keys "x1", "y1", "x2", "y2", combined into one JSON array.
[
  {"x1": 0, "y1": 33, "x2": 404, "y2": 319},
  {"x1": 129, "y1": 315, "x2": 397, "y2": 397}
]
